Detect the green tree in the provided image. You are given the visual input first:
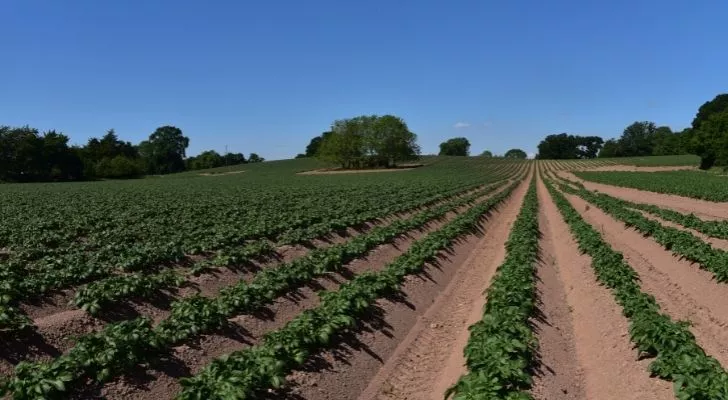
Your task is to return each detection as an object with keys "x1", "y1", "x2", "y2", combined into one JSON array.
[
  {"x1": 186, "y1": 150, "x2": 224, "y2": 170},
  {"x1": 618, "y1": 121, "x2": 656, "y2": 156},
  {"x1": 439, "y1": 137, "x2": 470, "y2": 156},
  {"x1": 318, "y1": 115, "x2": 419, "y2": 168},
  {"x1": 693, "y1": 94, "x2": 728, "y2": 130},
  {"x1": 691, "y1": 111, "x2": 728, "y2": 169},
  {"x1": 598, "y1": 139, "x2": 621, "y2": 158},
  {"x1": 537, "y1": 133, "x2": 577, "y2": 159},
  {"x1": 504, "y1": 148, "x2": 527, "y2": 159},
  {"x1": 248, "y1": 153, "x2": 264, "y2": 163},
  {"x1": 305, "y1": 132, "x2": 332, "y2": 157},
  {"x1": 138, "y1": 126, "x2": 189, "y2": 174},
  {"x1": 480, "y1": 150, "x2": 493, "y2": 158}
]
